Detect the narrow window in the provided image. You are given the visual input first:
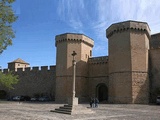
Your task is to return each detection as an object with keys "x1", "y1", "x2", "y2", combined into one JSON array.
[{"x1": 90, "y1": 50, "x2": 92, "y2": 56}]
